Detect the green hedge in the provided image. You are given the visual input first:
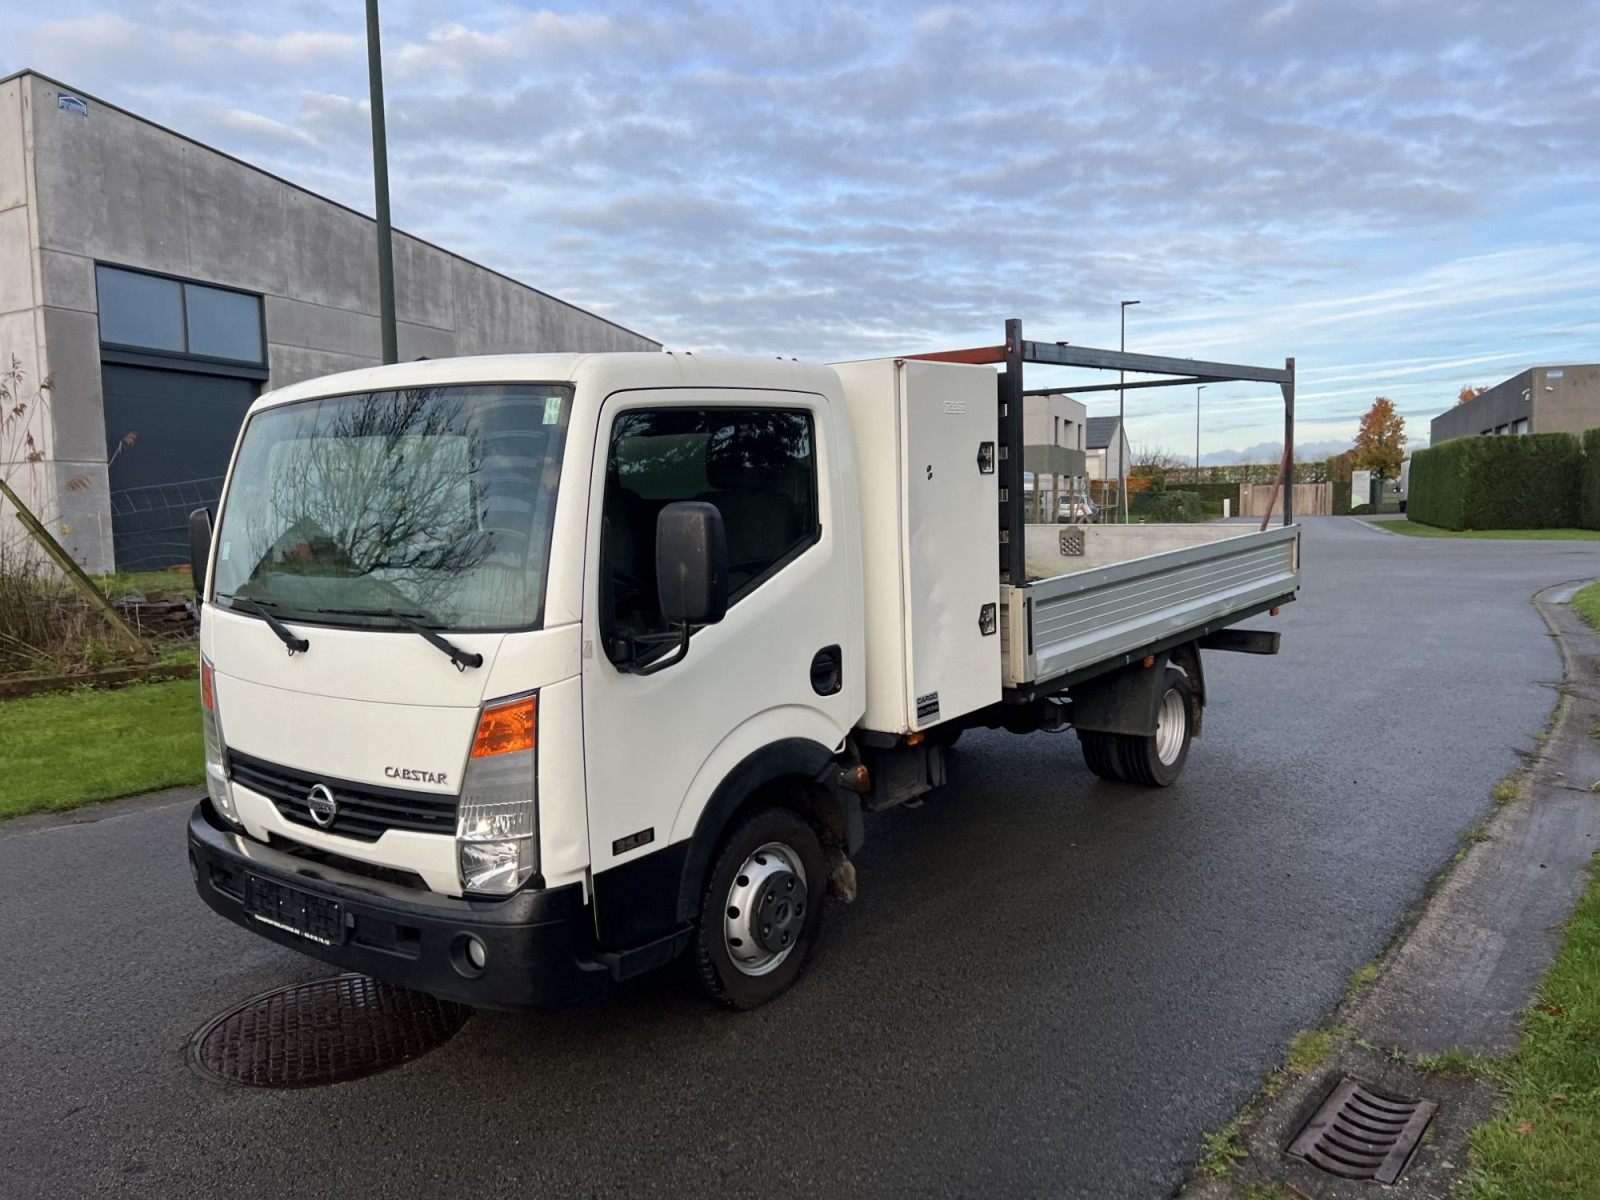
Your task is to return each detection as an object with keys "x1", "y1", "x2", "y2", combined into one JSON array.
[
  {"x1": 1130, "y1": 490, "x2": 1204, "y2": 523},
  {"x1": 1191, "y1": 482, "x2": 1241, "y2": 507},
  {"x1": 1582, "y1": 429, "x2": 1600, "y2": 531},
  {"x1": 1409, "y1": 433, "x2": 1582, "y2": 530}
]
